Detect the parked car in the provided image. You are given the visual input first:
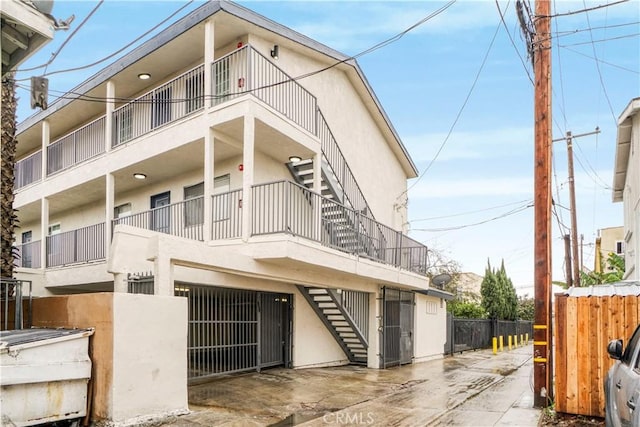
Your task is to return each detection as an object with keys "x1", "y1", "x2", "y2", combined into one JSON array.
[{"x1": 606, "y1": 323, "x2": 640, "y2": 427}]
